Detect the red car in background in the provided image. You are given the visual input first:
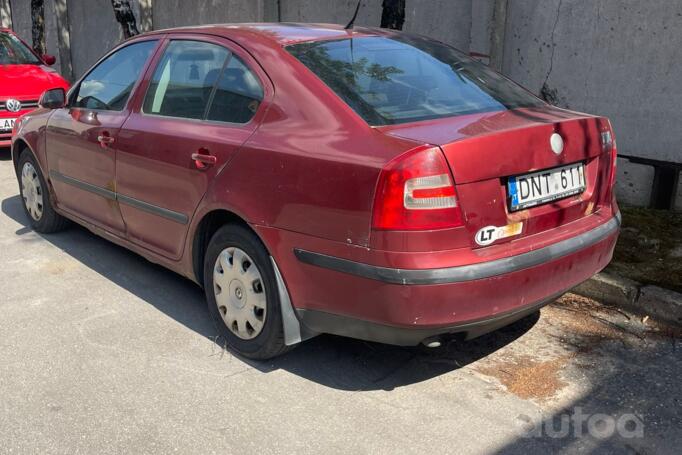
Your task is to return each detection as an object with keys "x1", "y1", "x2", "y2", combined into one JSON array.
[
  {"x1": 0, "y1": 28, "x2": 69, "y2": 147},
  {"x1": 11, "y1": 24, "x2": 620, "y2": 359}
]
